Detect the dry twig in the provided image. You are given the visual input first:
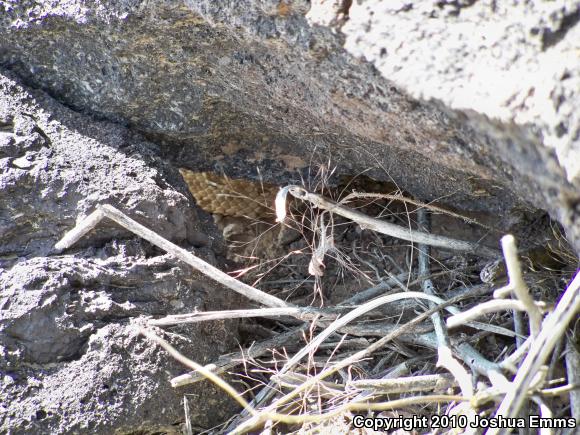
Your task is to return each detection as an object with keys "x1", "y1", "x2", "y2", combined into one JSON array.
[
  {"x1": 417, "y1": 209, "x2": 474, "y2": 405},
  {"x1": 54, "y1": 205, "x2": 291, "y2": 309},
  {"x1": 276, "y1": 186, "x2": 498, "y2": 258},
  {"x1": 489, "y1": 270, "x2": 580, "y2": 432},
  {"x1": 494, "y1": 235, "x2": 543, "y2": 339}
]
